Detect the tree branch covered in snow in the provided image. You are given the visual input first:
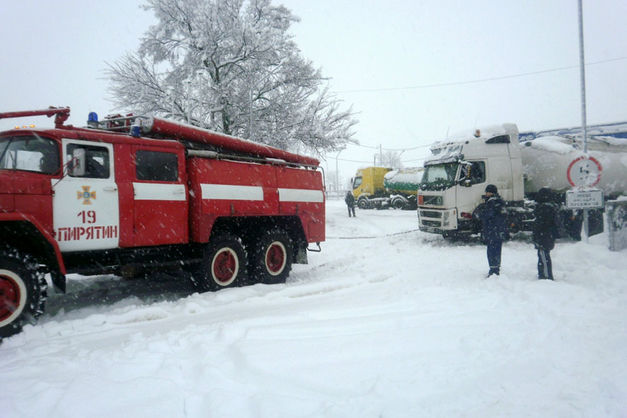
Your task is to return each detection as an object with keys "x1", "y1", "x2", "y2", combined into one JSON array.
[{"x1": 106, "y1": 0, "x2": 357, "y2": 154}]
